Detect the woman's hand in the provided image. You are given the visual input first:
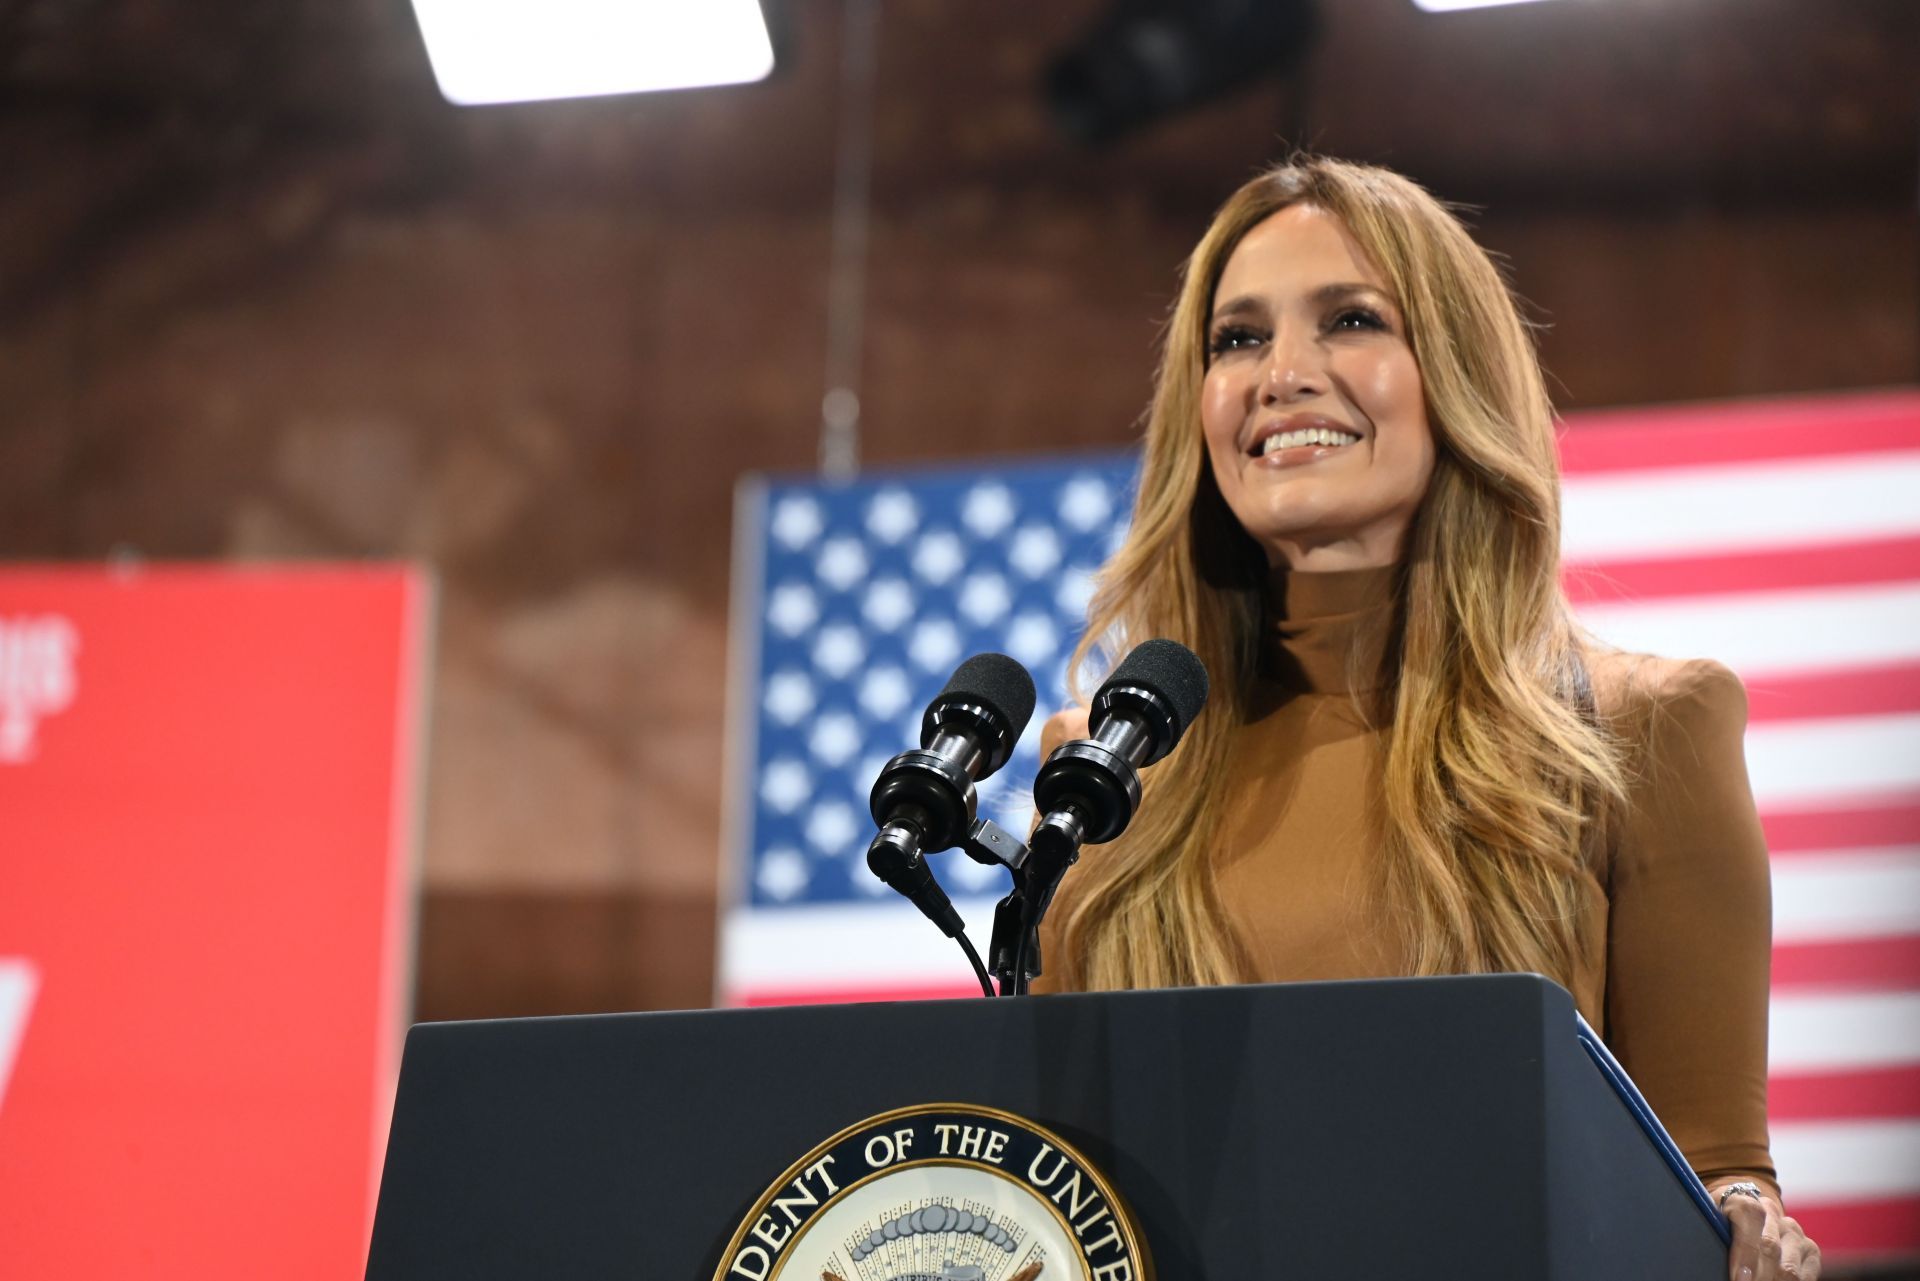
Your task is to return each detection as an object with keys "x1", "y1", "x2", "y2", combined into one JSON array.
[
  {"x1": 1039, "y1": 706, "x2": 1090, "y2": 760},
  {"x1": 1714, "y1": 1182, "x2": 1820, "y2": 1280}
]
